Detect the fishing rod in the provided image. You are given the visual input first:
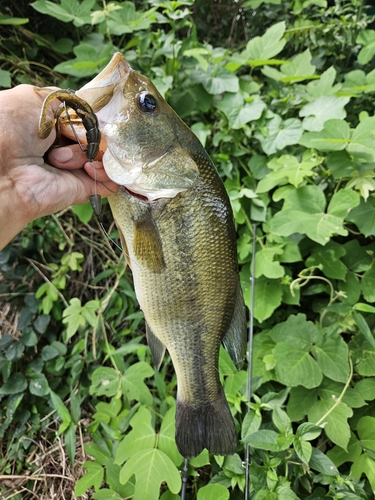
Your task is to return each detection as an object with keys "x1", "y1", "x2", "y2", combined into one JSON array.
[{"x1": 245, "y1": 223, "x2": 257, "y2": 500}]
